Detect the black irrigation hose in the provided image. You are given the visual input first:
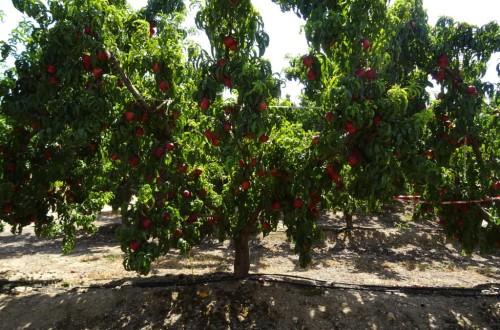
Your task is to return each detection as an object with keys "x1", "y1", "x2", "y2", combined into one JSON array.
[
  {"x1": 317, "y1": 225, "x2": 443, "y2": 233},
  {"x1": 2, "y1": 273, "x2": 498, "y2": 297}
]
